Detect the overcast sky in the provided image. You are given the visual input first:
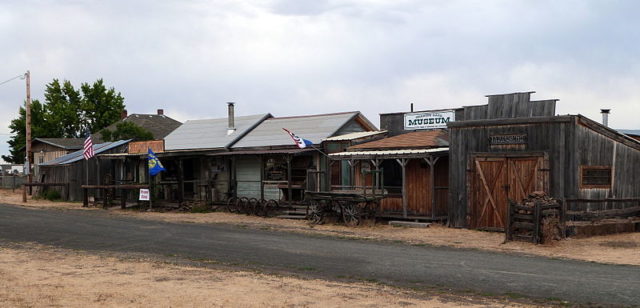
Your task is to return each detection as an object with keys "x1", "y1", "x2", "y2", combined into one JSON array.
[{"x1": 1, "y1": 0, "x2": 639, "y2": 162}]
